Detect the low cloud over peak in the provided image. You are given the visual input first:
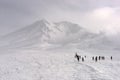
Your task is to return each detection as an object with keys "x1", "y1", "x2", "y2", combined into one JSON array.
[{"x1": 0, "y1": 0, "x2": 120, "y2": 37}]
